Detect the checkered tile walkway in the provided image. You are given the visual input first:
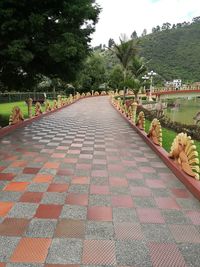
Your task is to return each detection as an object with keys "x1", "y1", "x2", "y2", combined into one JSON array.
[{"x1": 0, "y1": 96, "x2": 200, "y2": 266}]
